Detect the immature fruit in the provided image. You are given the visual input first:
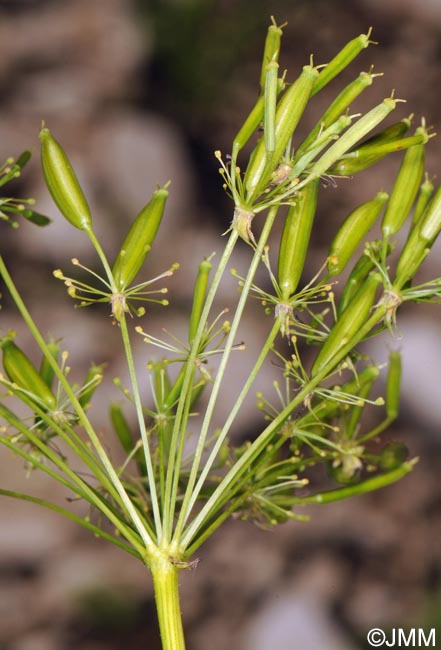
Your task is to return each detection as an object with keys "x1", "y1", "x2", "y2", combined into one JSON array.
[
  {"x1": 311, "y1": 273, "x2": 381, "y2": 377},
  {"x1": 38, "y1": 339, "x2": 60, "y2": 390},
  {"x1": 381, "y1": 129, "x2": 426, "y2": 239},
  {"x1": 109, "y1": 402, "x2": 135, "y2": 455},
  {"x1": 395, "y1": 184, "x2": 441, "y2": 288},
  {"x1": 1, "y1": 338, "x2": 57, "y2": 409},
  {"x1": 306, "y1": 97, "x2": 397, "y2": 183},
  {"x1": 112, "y1": 186, "x2": 168, "y2": 290},
  {"x1": 330, "y1": 130, "x2": 428, "y2": 177},
  {"x1": 277, "y1": 179, "x2": 319, "y2": 299},
  {"x1": 39, "y1": 127, "x2": 93, "y2": 232},
  {"x1": 327, "y1": 192, "x2": 388, "y2": 276},
  {"x1": 259, "y1": 18, "x2": 284, "y2": 92},
  {"x1": 78, "y1": 363, "x2": 105, "y2": 409},
  {"x1": 296, "y1": 69, "x2": 376, "y2": 160},
  {"x1": 419, "y1": 184, "x2": 441, "y2": 241},
  {"x1": 110, "y1": 403, "x2": 147, "y2": 477},
  {"x1": 311, "y1": 30, "x2": 373, "y2": 96},
  {"x1": 411, "y1": 175, "x2": 434, "y2": 228},
  {"x1": 244, "y1": 64, "x2": 319, "y2": 200},
  {"x1": 232, "y1": 77, "x2": 285, "y2": 165},
  {"x1": 188, "y1": 259, "x2": 212, "y2": 344},
  {"x1": 149, "y1": 361, "x2": 172, "y2": 411},
  {"x1": 337, "y1": 246, "x2": 380, "y2": 316},
  {"x1": 356, "y1": 115, "x2": 413, "y2": 147}
]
